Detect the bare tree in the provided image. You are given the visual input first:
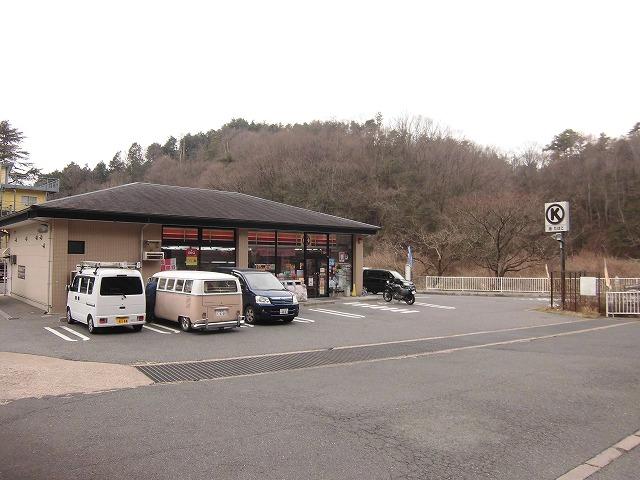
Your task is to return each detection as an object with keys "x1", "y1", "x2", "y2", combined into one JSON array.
[
  {"x1": 457, "y1": 193, "x2": 551, "y2": 277},
  {"x1": 406, "y1": 219, "x2": 467, "y2": 276}
]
